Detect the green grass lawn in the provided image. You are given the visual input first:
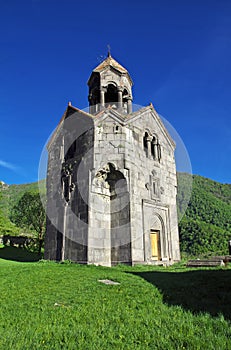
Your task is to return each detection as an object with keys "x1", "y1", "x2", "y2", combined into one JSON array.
[{"x1": 0, "y1": 256, "x2": 231, "y2": 350}]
